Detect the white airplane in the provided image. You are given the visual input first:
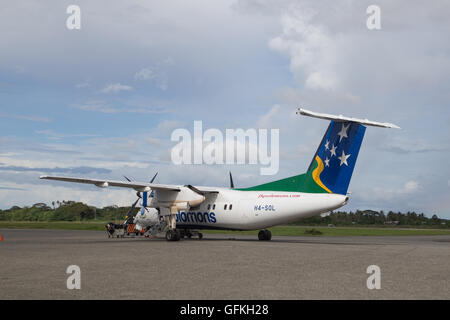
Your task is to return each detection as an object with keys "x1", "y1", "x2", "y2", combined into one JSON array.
[{"x1": 40, "y1": 108, "x2": 400, "y2": 241}]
